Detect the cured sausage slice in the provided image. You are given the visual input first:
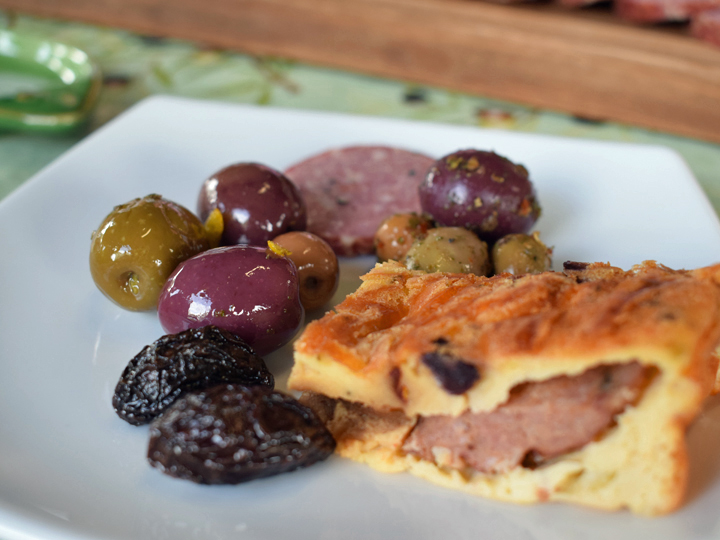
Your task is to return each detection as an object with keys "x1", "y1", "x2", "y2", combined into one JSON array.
[
  {"x1": 284, "y1": 146, "x2": 435, "y2": 257},
  {"x1": 402, "y1": 362, "x2": 652, "y2": 474}
]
